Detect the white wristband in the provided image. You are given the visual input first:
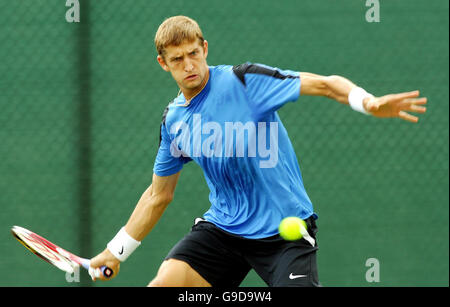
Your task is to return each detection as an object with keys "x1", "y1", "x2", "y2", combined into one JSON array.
[
  {"x1": 348, "y1": 87, "x2": 373, "y2": 115},
  {"x1": 107, "y1": 227, "x2": 141, "y2": 262}
]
